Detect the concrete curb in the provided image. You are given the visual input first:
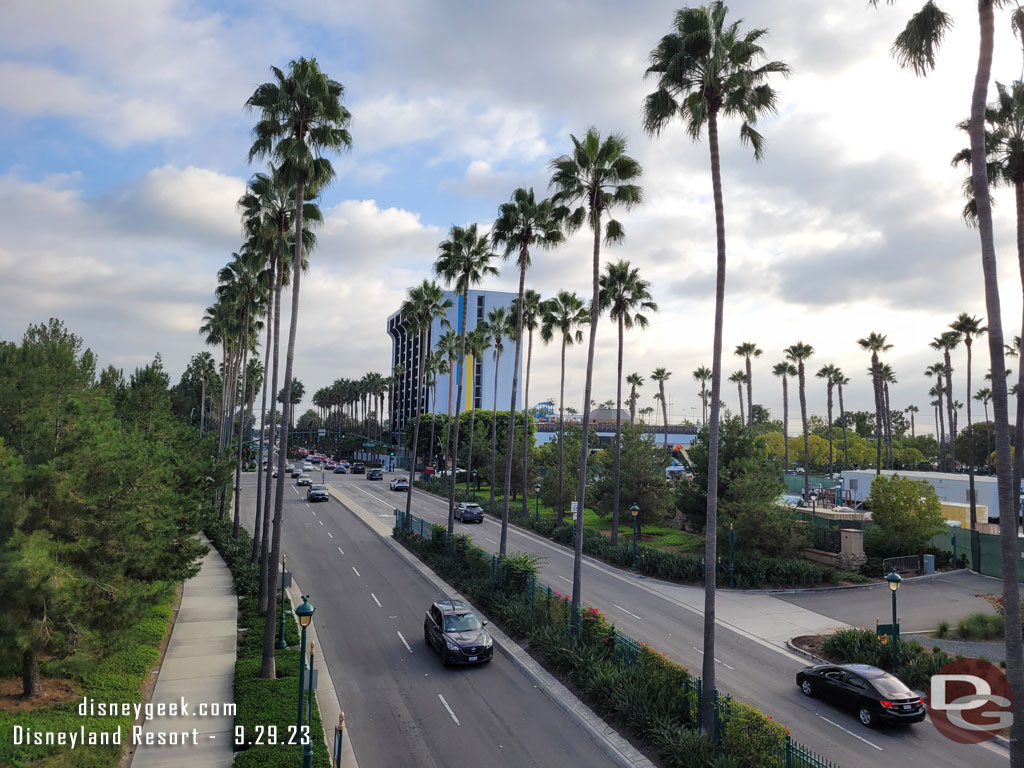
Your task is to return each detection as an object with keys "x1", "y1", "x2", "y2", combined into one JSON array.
[
  {"x1": 330, "y1": 486, "x2": 654, "y2": 768},
  {"x1": 760, "y1": 569, "x2": 972, "y2": 596}
]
